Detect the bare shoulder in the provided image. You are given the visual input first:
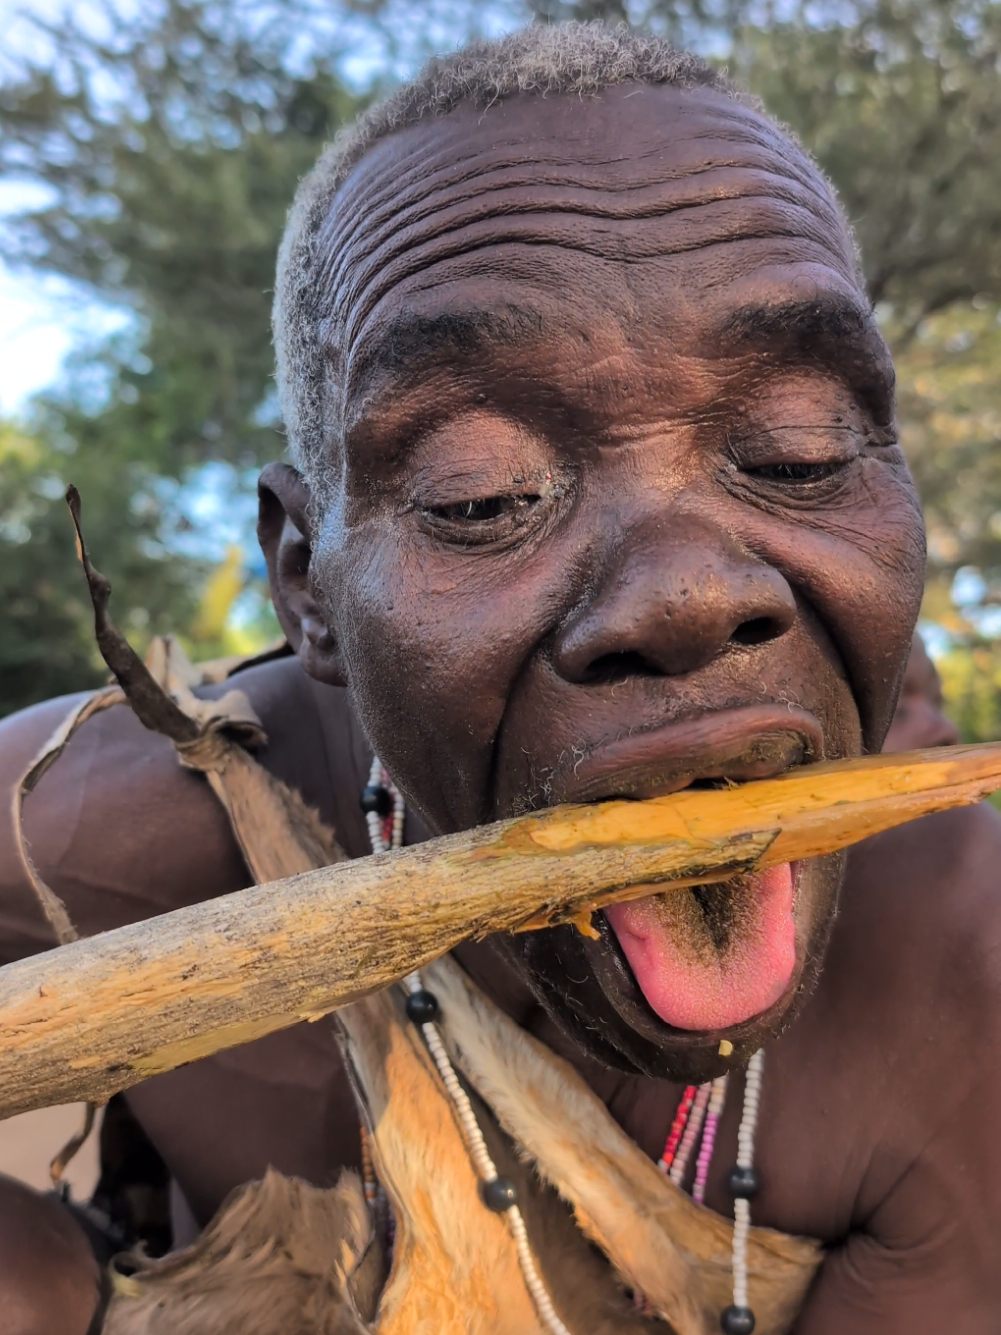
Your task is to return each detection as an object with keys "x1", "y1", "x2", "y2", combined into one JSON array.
[
  {"x1": 0, "y1": 1175, "x2": 101, "y2": 1335},
  {"x1": 0, "y1": 657, "x2": 361, "y2": 960},
  {"x1": 788, "y1": 802, "x2": 1001, "y2": 1203},
  {"x1": 831, "y1": 802, "x2": 1001, "y2": 1052}
]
